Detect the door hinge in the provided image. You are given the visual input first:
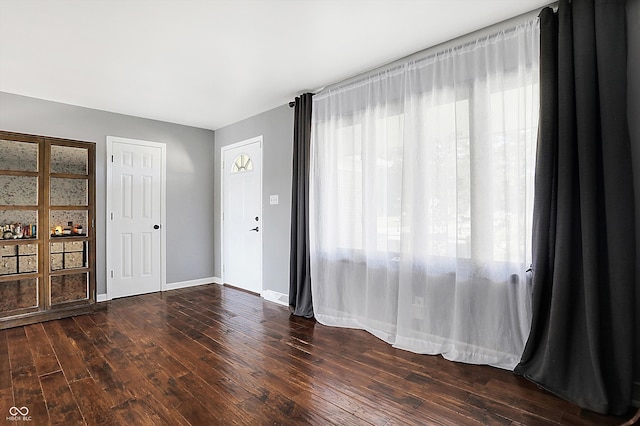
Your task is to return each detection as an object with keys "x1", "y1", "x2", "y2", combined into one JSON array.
[
  {"x1": 111, "y1": 155, "x2": 114, "y2": 162},
  {"x1": 110, "y1": 270, "x2": 114, "y2": 278},
  {"x1": 110, "y1": 212, "x2": 113, "y2": 220}
]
